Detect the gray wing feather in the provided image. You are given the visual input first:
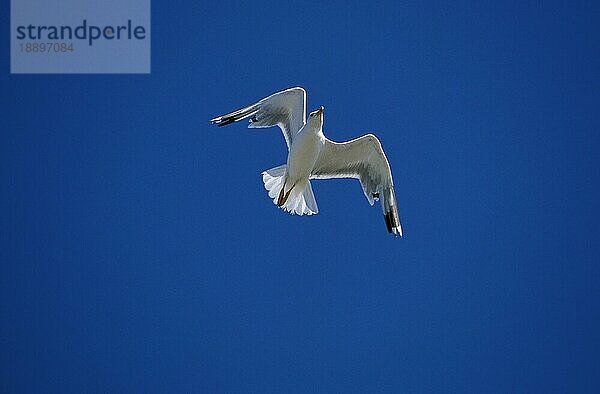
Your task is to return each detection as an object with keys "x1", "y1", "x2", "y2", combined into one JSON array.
[
  {"x1": 311, "y1": 134, "x2": 402, "y2": 236},
  {"x1": 210, "y1": 87, "x2": 306, "y2": 150}
]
